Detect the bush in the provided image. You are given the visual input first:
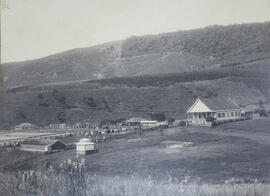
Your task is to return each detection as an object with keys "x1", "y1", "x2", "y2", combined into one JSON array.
[
  {"x1": 39, "y1": 103, "x2": 49, "y2": 107},
  {"x1": 256, "y1": 109, "x2": 267, "y2": 117},
  {"x1": 167, "y1": 117, "x2": 175, "y2": 124},
  {"x1": 149, "y1": 113, "x2": 166, "y2": 122},
  {"x1": 15, "y1": 110, "x2": 26, "y2": 120},
  {"x1": 83, "y1": 97, "x2": 97, "y2": 107},
  {"x1": 206, "y1": 116, "x2": 216, "y2": 122},
  {"x1": 37, "y1": 93, "x2": 43, "y2": 99},
  {"x1": 179, "y1": 121, "x2": 186, "y2": 127},
  {"x1": 56, "y1": 111, "x2": 66, "y2": 123}
]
